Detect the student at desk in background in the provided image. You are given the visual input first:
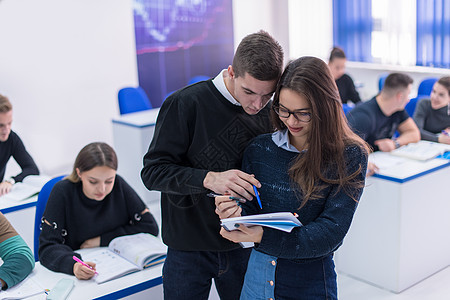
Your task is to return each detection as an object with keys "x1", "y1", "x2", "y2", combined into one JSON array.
[
  {"x1": 413, "y1": 76, "x2": 450, "y2": 144},
  {"x1": 39, "y1": 142, "x2": 158, "y2": 280},
  {"x1": 347, "y1": 73, "x2": 420, "y2": 175},
  {"x1": 215, "y1": 57, "x2": 369, "y2": 299},
  {"x1": 328, "y1": 46, "x2": 361, "y2": 105},
  {"x1": 0, "y1": 212, "x2": 34, "y2": 290},
  {"x1": 0, "y1": 94, "x2": 39, "y2": 196},
  {"x1": 141, "y1": 31, "x2": 284, "y2": 300}
]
